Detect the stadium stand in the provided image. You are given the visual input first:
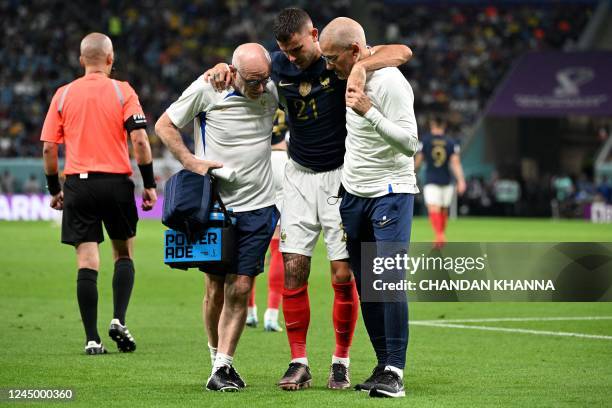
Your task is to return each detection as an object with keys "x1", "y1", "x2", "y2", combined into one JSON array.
[
  {"x1": 377, "y1": 2, "x2": 593, "y2": 136},
  {"x1": 0, "y1": 1, "x2": 594, "y2": 158},
  {"x1": 0, "y1": 0, "x2": 349, "y2": 158}
]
